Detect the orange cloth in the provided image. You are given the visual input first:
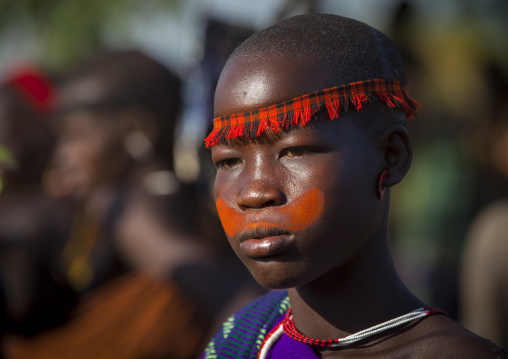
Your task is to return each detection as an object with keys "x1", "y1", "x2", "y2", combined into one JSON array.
[{"x1": 4, "y1": 271, "x2": 209, "y2": 359}]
